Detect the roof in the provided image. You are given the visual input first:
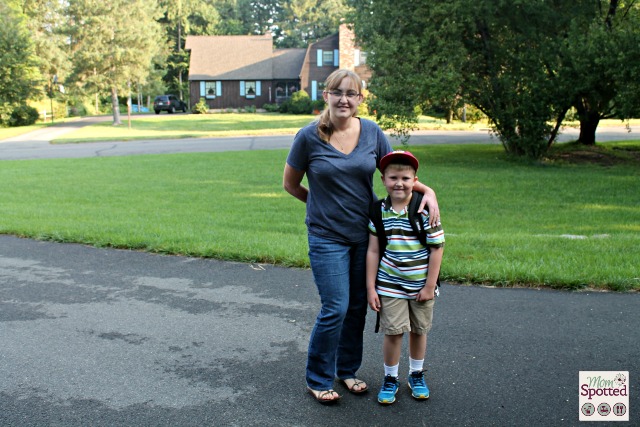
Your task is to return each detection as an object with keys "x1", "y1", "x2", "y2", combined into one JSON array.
[
  {"x1": 185, "y1": 35, "x2": 275, "y2": 81},
  {"x1": 272, "y1": 49, "x2": 306, "y2": 79}
]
